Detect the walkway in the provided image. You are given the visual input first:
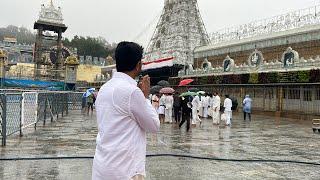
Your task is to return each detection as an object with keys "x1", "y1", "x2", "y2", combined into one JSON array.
[{"x1": 0, "y1": 111, "x2": 319, "y2": 179}]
